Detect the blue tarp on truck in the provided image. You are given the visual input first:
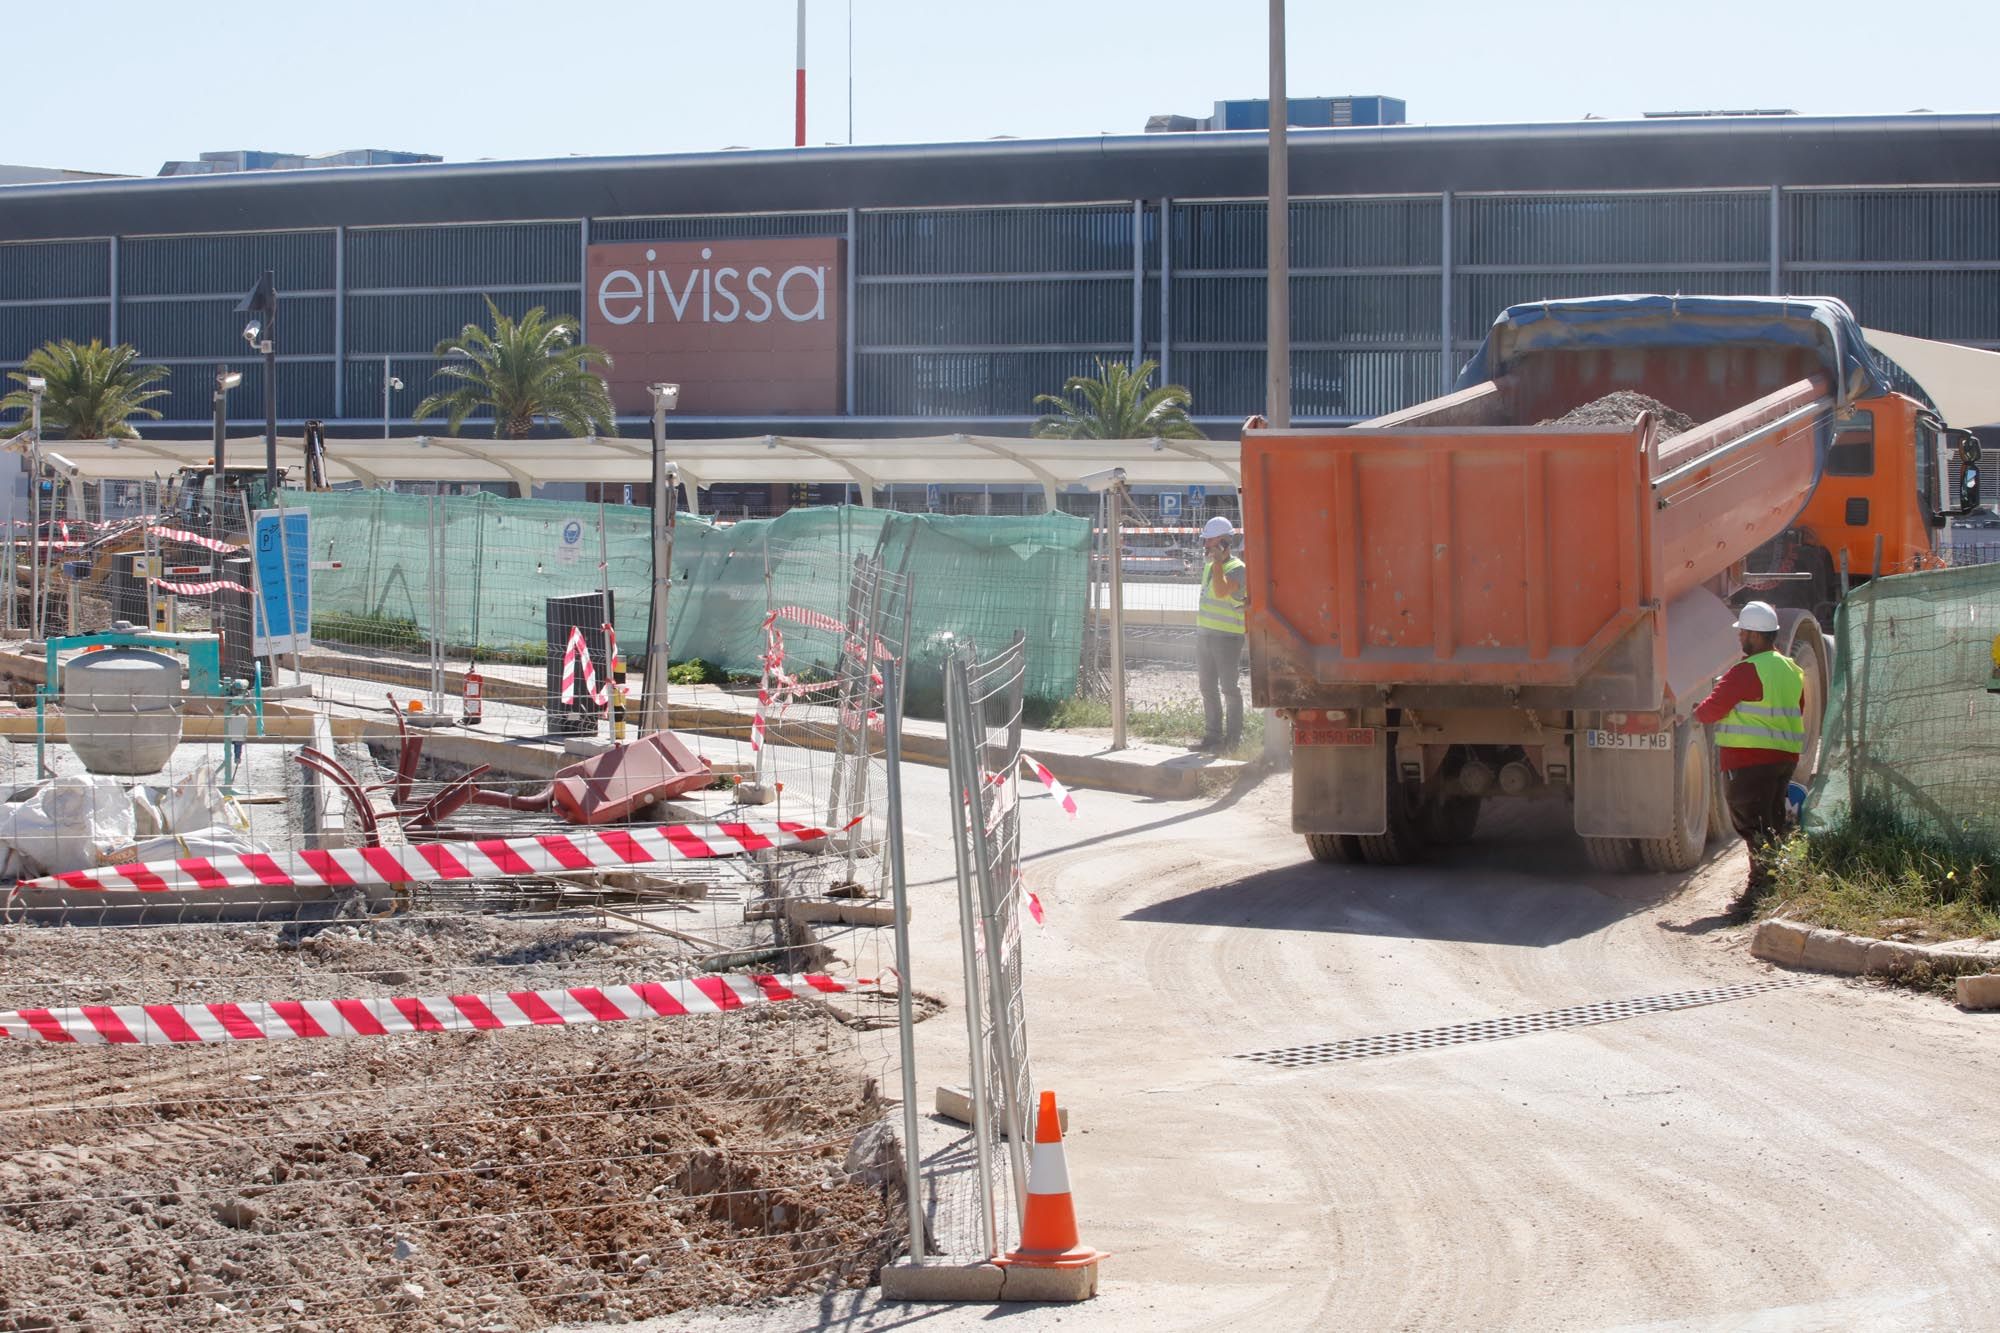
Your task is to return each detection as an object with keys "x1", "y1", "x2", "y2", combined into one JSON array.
[{"x1": 1455, "y1": 294, "x2": 1893, "y2": 406}]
